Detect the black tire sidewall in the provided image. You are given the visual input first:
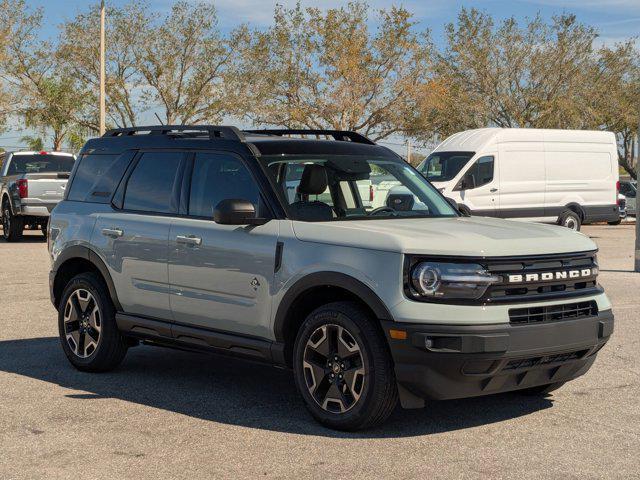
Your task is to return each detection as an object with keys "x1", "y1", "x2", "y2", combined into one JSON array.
[
  {"x1": 293, "y1": 302, "x2": 396, "y2": 430},
  {"x1": 58, "y1": 272, "x2": 126, "y2": 371},
  {"x1": 558, "y1": 210, "x2": 581, "y2": 231}
]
